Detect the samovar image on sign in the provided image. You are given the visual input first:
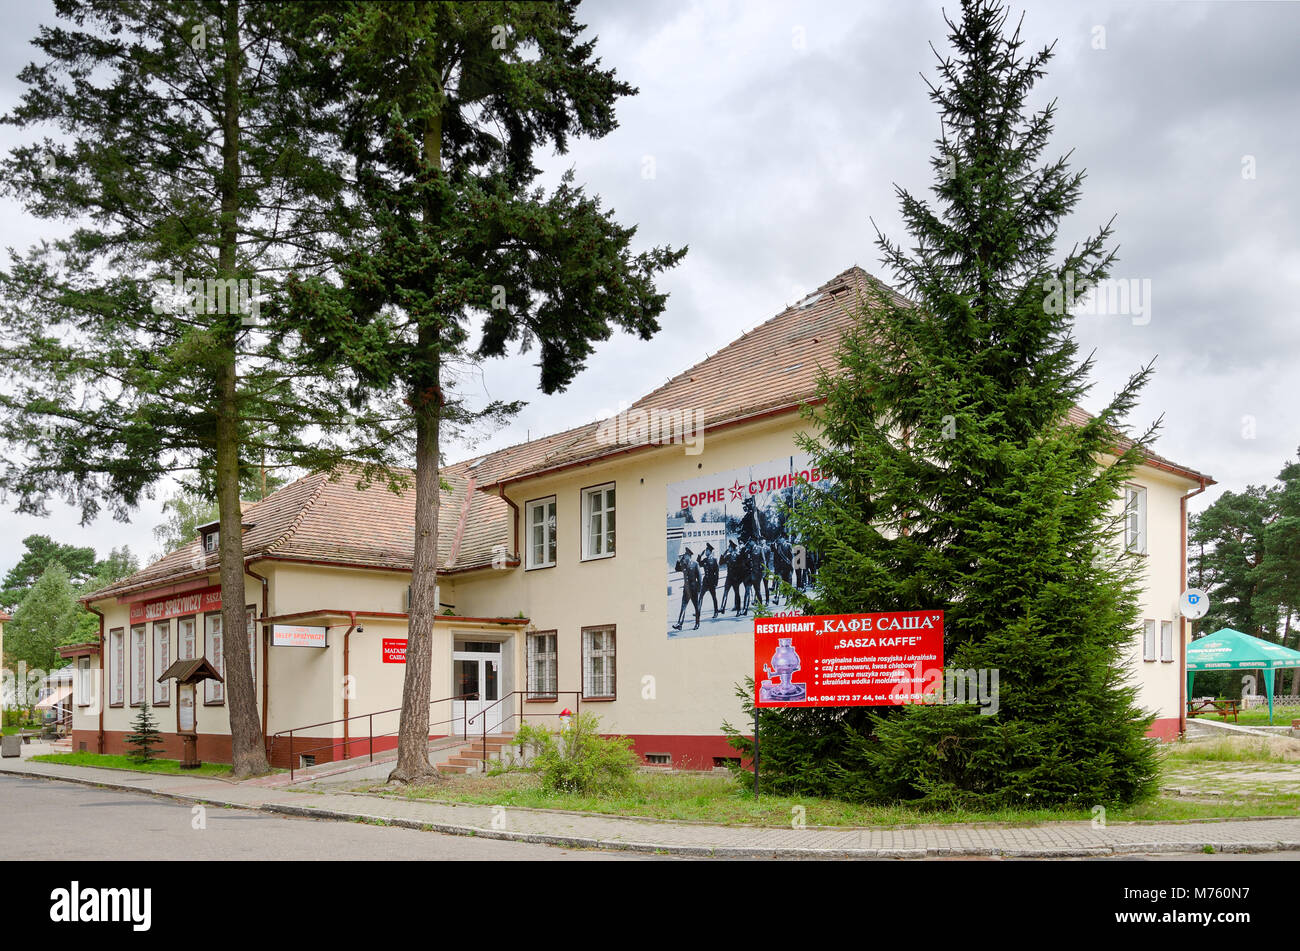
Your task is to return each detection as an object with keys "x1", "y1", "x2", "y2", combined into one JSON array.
[{"x1": 760, "y1": 637, "x2": 806, "y2": 702}]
